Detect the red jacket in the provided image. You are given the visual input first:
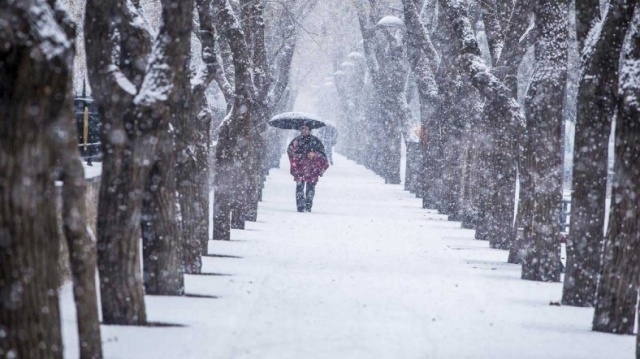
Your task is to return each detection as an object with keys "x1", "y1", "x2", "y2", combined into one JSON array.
[{"x1": 287, "y1": 135, "x2": 329, "y2": 183}]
